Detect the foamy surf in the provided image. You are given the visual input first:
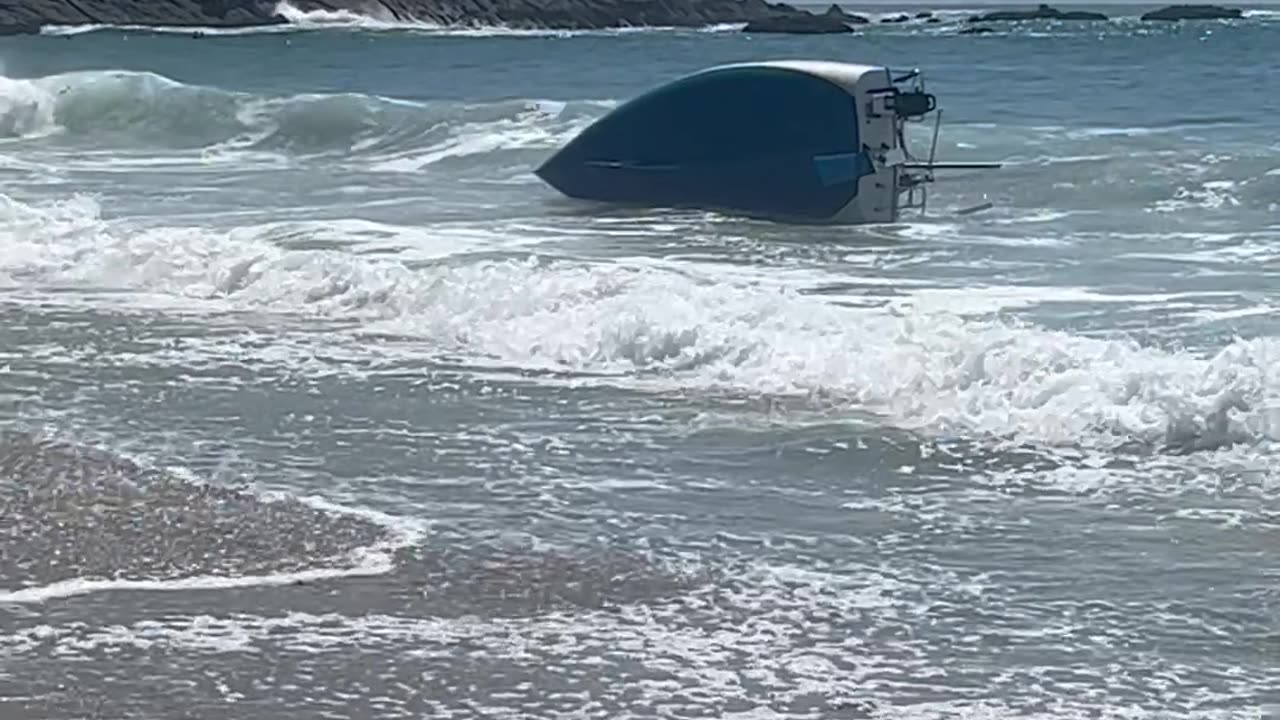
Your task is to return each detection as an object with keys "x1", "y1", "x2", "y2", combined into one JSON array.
[
  {"x1": 0, "y1": 551, "x2": 1268, "y2": 719},
  {"x1": 2, "y1": 190, "x2": 1276, "y2": 458},
  {"x1": 2, "y1": 22, "x2": 1274, "y2": 720},
  {"x1": 269, "y1": 0, "x2": 730, "y2": 35},
  {"x1": 0, "y1": 546, "x2": 397, "y2": 604}
]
